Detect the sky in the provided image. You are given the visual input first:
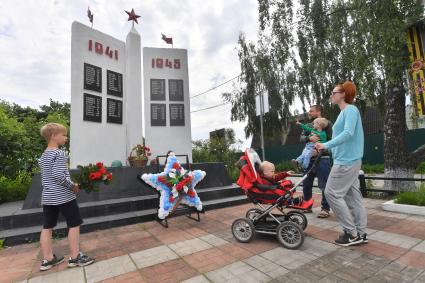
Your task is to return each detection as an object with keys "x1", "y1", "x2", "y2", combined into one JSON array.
[{"x1": 0, "y1": 0, "x2": 260, "y2": 149}]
